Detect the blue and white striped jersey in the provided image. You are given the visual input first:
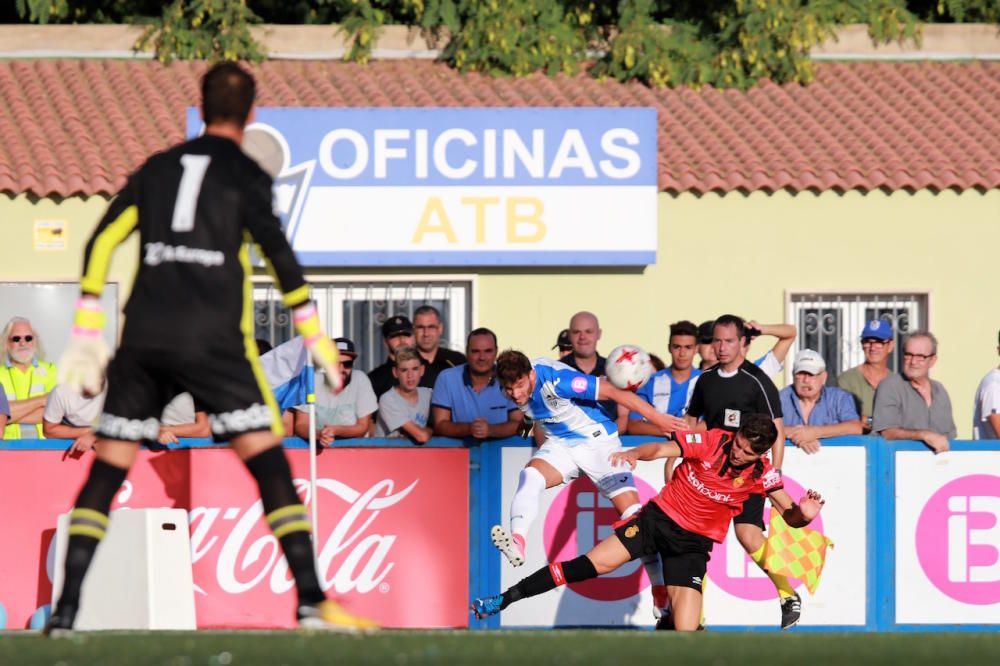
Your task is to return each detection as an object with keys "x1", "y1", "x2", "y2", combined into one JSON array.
[{"x1": 522, "y1": 358, "x2": 616, "y2": 443}]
